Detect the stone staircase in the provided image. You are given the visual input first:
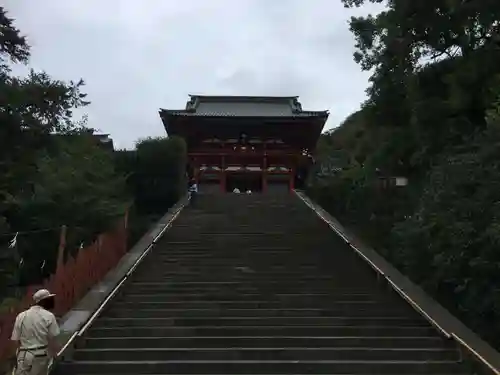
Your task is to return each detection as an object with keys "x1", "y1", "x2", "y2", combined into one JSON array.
[{"x1": 55, "y1": 193, "x2": 473, "y2": 374}]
